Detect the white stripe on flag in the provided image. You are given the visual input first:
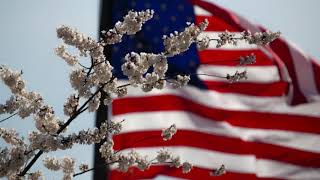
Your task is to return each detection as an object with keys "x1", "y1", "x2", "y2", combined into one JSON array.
[
  {"x1": 194, "y1": 5, "x2": 212, "y2": 16},
  {"x1": 115, "y1": 147, "x2": 320, "y2": 179},
  {"x1": 154, "y1": 175, "x2": 185, "y2": 180},
  {"x1": 113, "y1": 111, "x2": 320, "y2": 153},
  {"x1": 118, "y1": 82, "x2": 320, "y2": 117},
  {"x1": 288, "y1": 40, "x2": 320, "y2": 102}
]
